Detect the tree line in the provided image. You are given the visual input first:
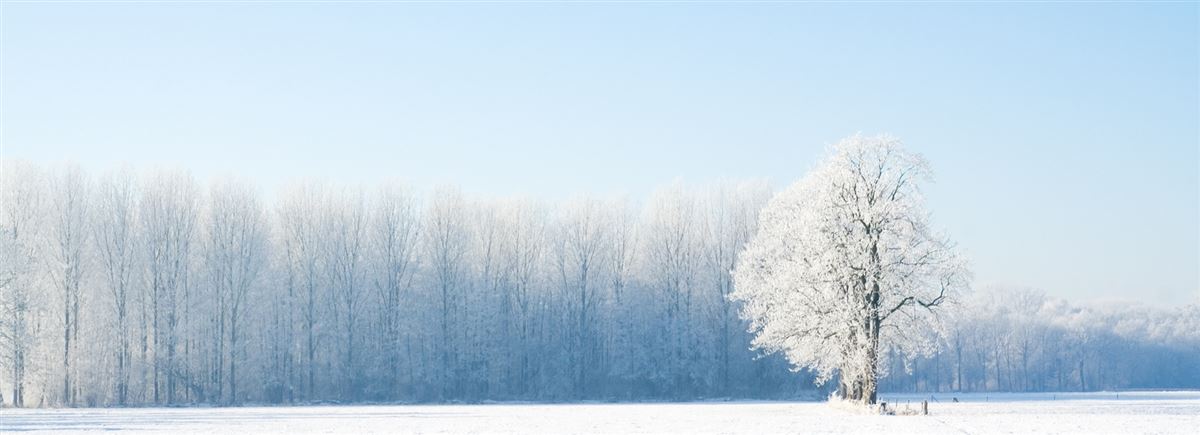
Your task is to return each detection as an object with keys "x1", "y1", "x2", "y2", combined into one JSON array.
[
  {"x1": 883, "y1": 287, "x2": 1200, "y2": 394},
  {"x1": 0, "y1": 161, "x2": 807, "y2": 407},
  {"x1": 1, "y1": 160, "x2": 1196, "y2": 407}
]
